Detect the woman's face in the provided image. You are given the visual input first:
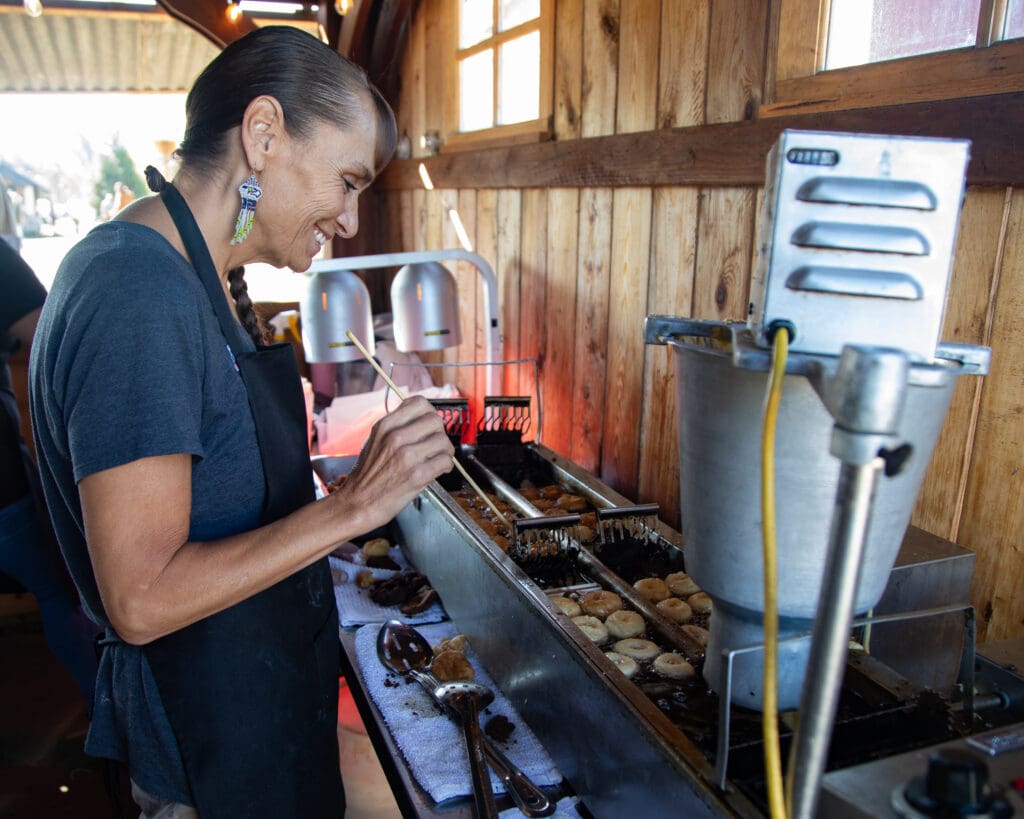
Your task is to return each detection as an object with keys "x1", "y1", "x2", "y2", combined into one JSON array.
[{"x1": 257, "y1": 94, "x2": 378, "y2": 271}]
